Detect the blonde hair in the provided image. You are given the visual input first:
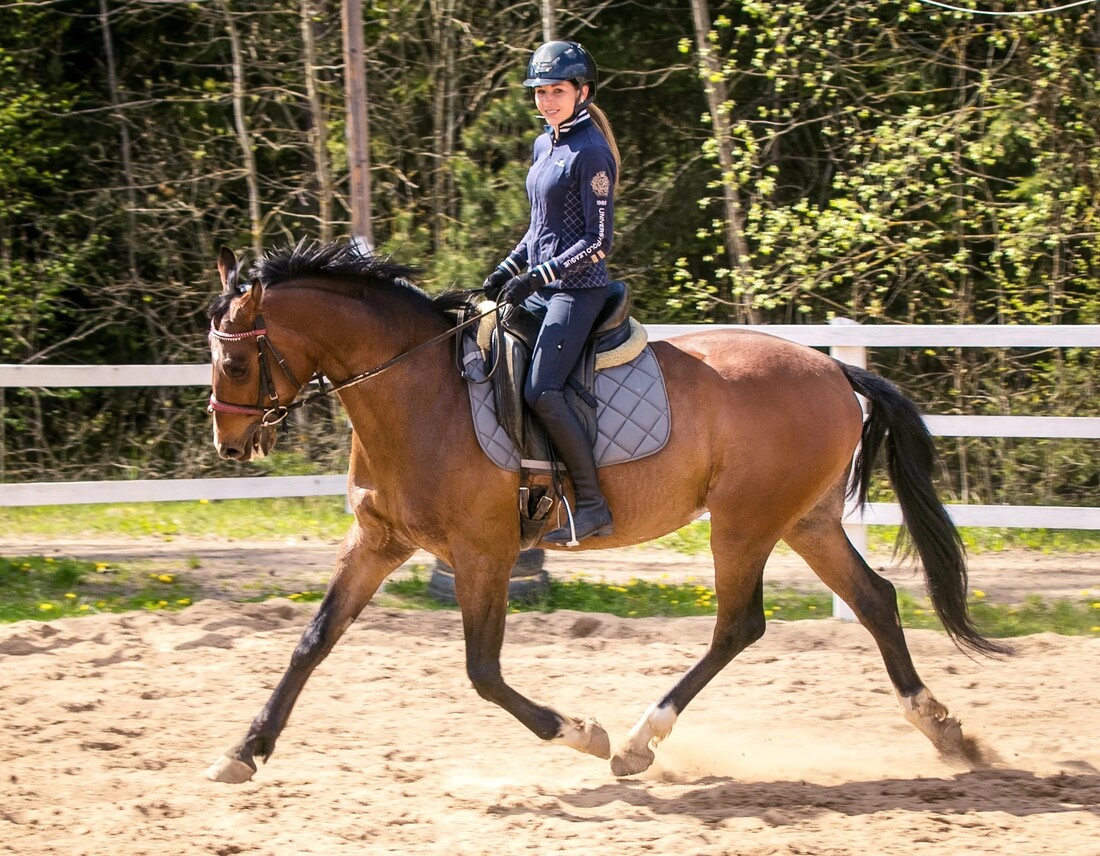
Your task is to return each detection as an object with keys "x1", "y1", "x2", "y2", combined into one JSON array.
[{"x1": 588, "y1": 103, "x2": 621, "y2": 192}]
